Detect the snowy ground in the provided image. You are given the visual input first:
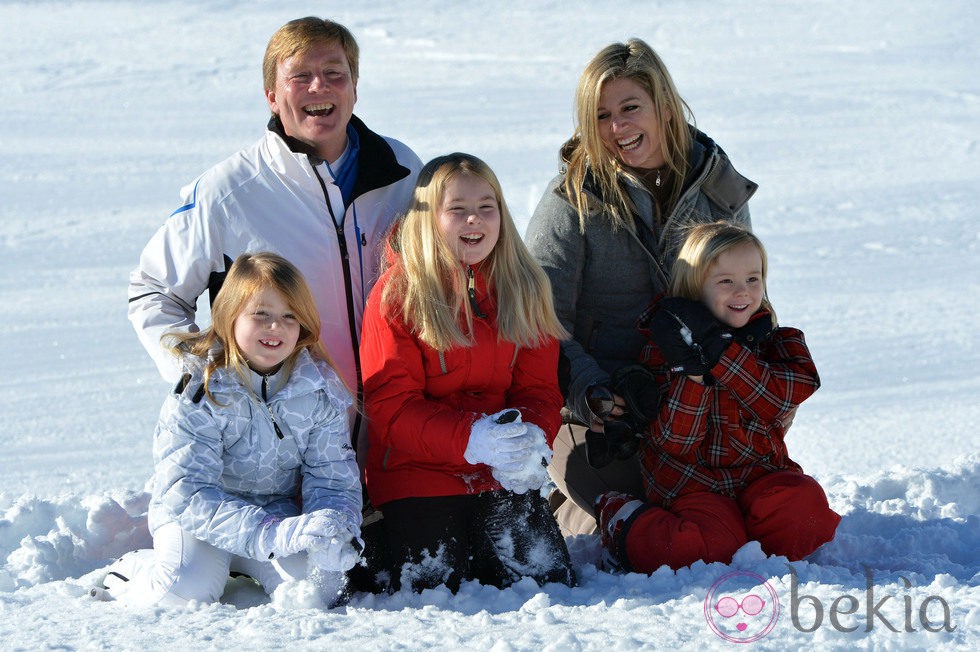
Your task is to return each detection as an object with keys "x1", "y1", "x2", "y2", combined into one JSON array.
[{"x1": 1, "y1": 1, "x2": 977, "y2": 649}]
